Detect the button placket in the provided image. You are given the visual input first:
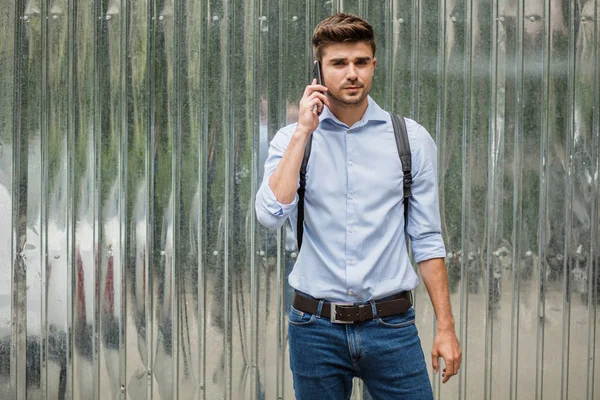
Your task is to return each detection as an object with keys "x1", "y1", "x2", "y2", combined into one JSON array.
[{"x1": 345, "y1": 131, "x2": 358, "y2": 291}]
